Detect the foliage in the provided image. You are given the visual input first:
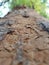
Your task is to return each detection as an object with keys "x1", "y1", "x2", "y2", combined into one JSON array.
[{"x1": 10, "y1": 0, "x2": 48, "y2": 18}]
